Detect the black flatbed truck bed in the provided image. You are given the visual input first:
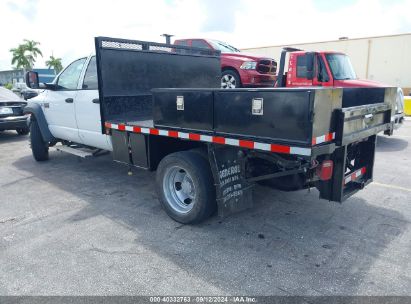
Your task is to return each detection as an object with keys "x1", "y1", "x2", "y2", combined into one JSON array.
[{"x1": 95, "y1": 36, "x2": 396, "y2": 224}]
